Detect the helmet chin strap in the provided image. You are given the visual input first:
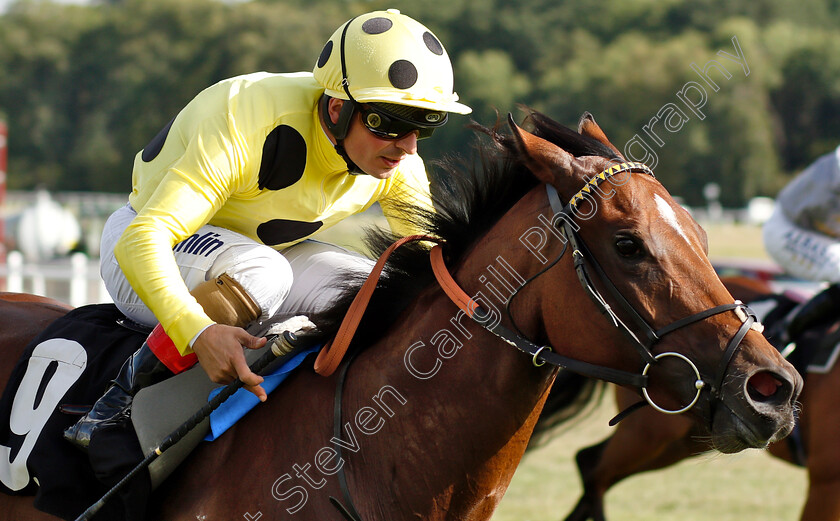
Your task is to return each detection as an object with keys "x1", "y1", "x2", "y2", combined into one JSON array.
[
  {"x1": 320, "y1": 94, "x2": 365, "y2": 175},
  {"x1": 335, "y1": 142, "x2": 365, "y2": 176},
  {"x1": 321, "y1": 15, "x2": 366, "y2": 176}
]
